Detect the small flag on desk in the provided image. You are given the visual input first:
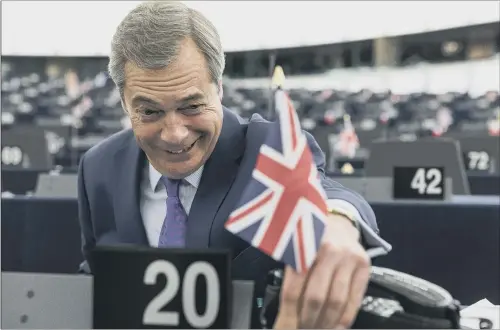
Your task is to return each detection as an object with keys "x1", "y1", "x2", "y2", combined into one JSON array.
[
  {"x1": 336, "y1": 114, "x2": 359, "y2": 159},
  {"x1": 488, "y1": 110, "x2": 500, "y2": 136},
  {"x1": 225, "y1": 66, "x2": 328, "y2": 273}
]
